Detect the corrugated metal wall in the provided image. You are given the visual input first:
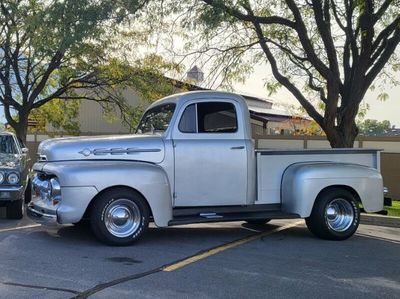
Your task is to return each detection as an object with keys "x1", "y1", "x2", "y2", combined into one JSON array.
[{"x1": 73, "y1": 88, "x2": 142, "y2": 134}]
